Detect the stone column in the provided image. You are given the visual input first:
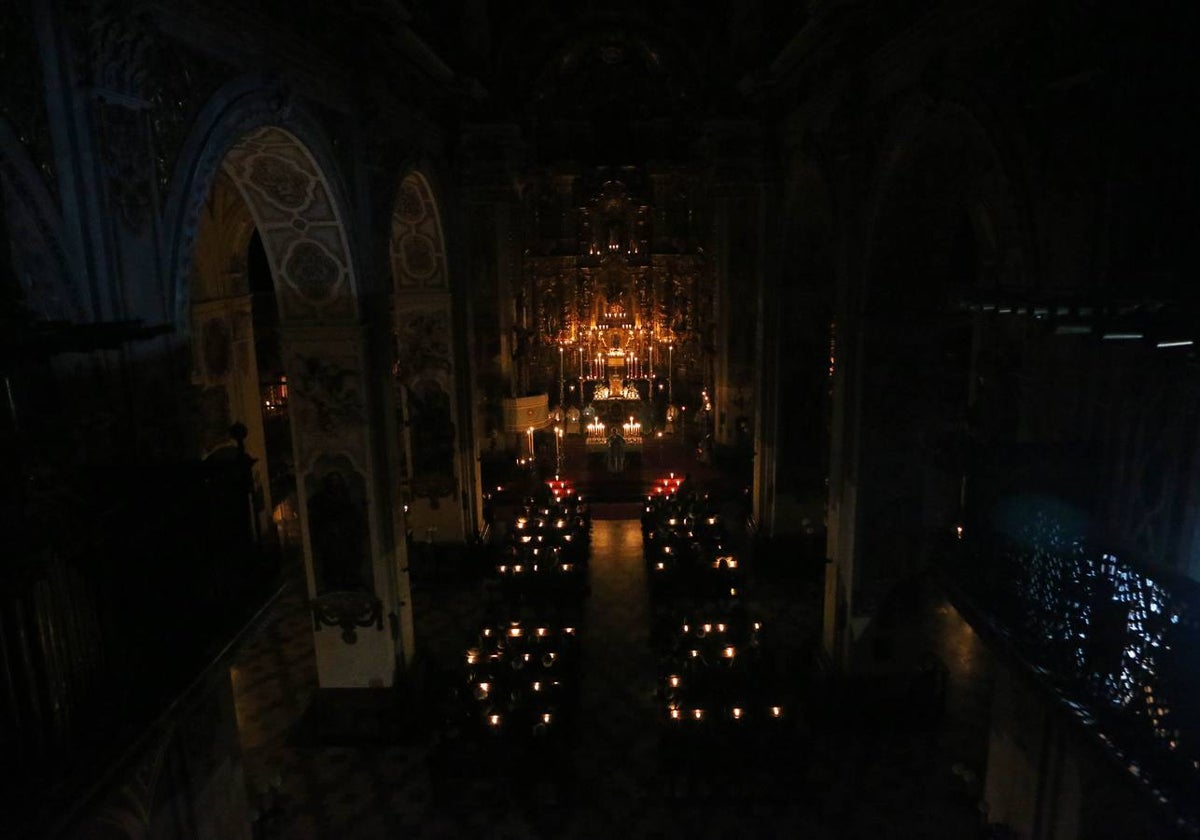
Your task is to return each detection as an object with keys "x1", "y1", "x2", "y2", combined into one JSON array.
[
  {"x1": 822, "y1": 313, "x2": 861, "y2": 664},
  {"x1": 390, "y1": 173, "x2": 470, "y2": 544},
  {"x1": 701, "y1": 121, "x2": 765, "y2": 454},
  {"x1": 285, "y1": 322, "x2": 400, "y2": 688},
  {"x1": 459, "y1": 123, "x2": 526, "y2": 458},
  {"x1": 752, "y1": 175, "x2": 780, "y2": 536},
  {"x1": 393, "y1": 292, "x2": 468, "y2": 543}
]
